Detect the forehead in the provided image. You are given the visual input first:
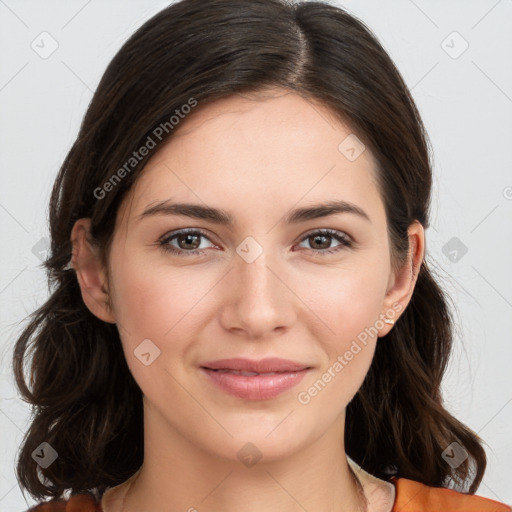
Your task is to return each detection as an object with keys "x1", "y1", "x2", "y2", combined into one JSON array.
[
  {"x1": 165, "y1": 88, "x2": 353, "y2": 156},
  {"x1": 117, "y1": 89, "x2": 383, "y2": 227}
]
